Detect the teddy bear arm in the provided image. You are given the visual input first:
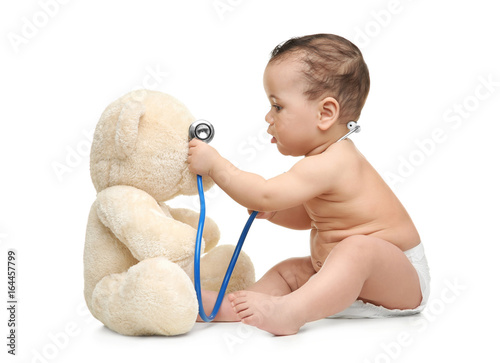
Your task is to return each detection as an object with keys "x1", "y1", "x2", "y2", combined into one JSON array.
[
  {"x1": 96, "y1": 186, "x2": 199, "y2": 265},
  {"x1": 164, "y1": 206, "x2": 220, "y2": 253}
]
